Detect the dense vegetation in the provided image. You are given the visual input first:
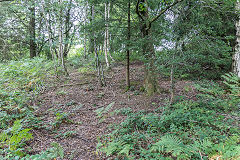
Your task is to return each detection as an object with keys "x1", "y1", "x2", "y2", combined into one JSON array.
[
  {"x1": 0, "y1": 0, "x2": 239, "y2": 159},
  {"x1": 0, "y1": 59, "x2": 65, "y2": 159},
  {"x1": 97, "y1": 76, "x2": 240, "y2": 159}
]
